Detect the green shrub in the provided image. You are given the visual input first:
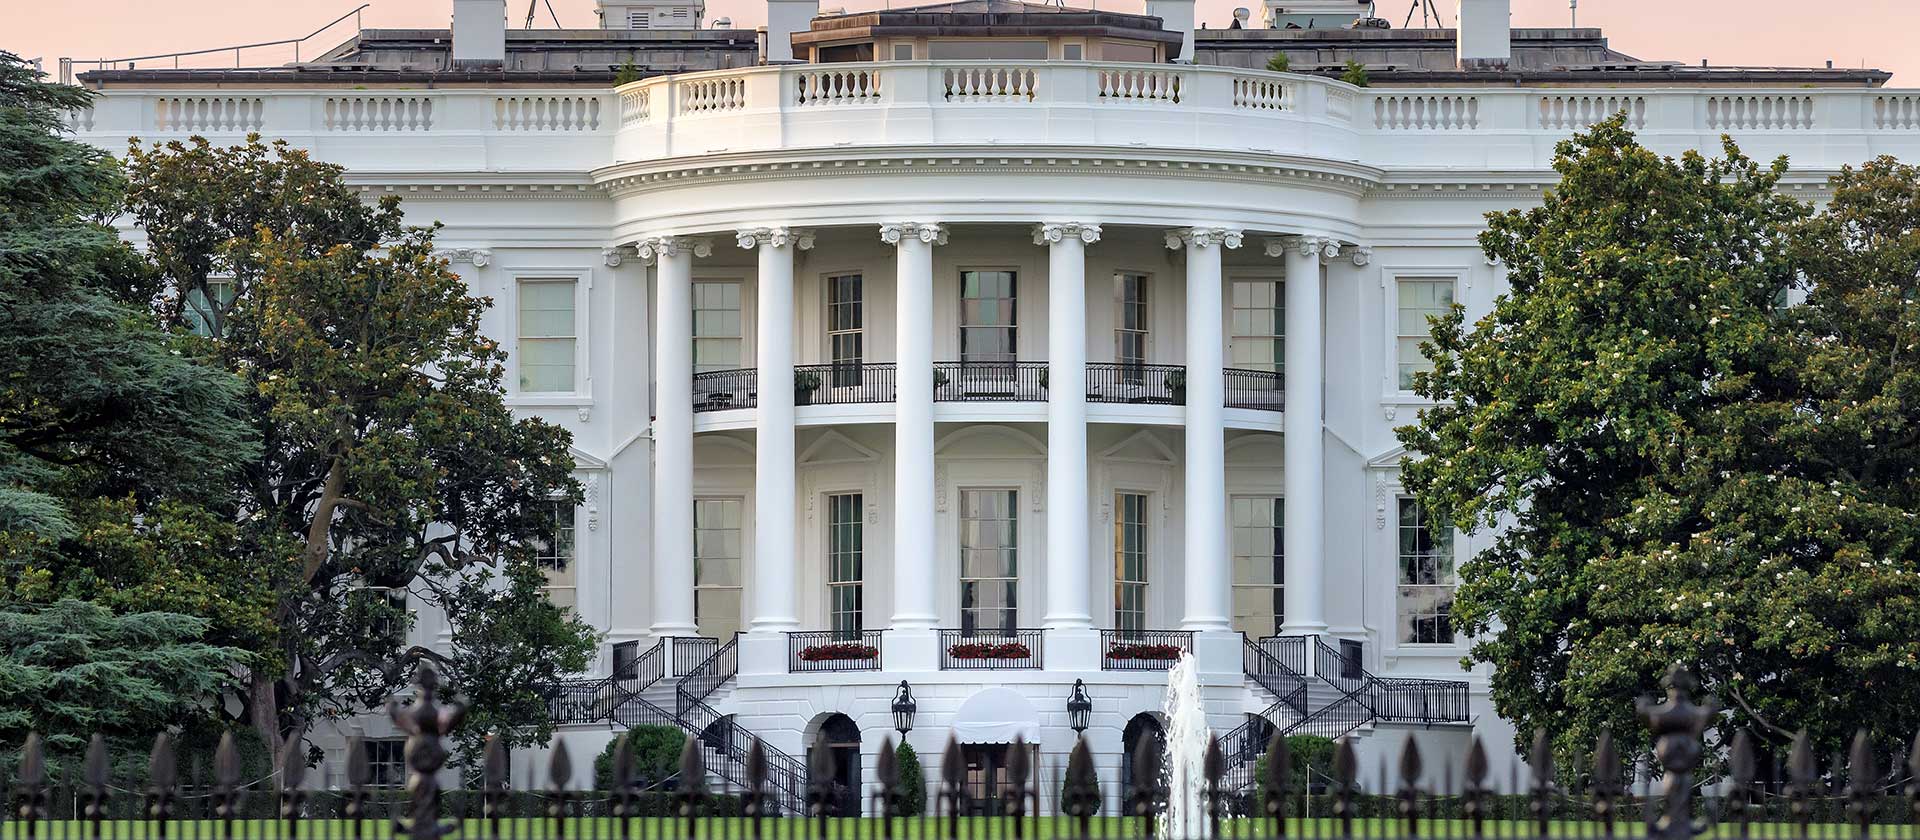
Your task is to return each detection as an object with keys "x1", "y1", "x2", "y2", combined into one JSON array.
[
  {"x1": 1265, "y1": 54, "x2": 1290, "y2": 72},
  {"x1": 614, "y1": 59, "x2": 643, "y2": 86},
  {"x1": 894, "y1": 741, "x2": 927, "y2": 816},
  {"x1": 1339, "y1": 60, "x2": 1370, "y2": 87},
  {"x1": 594, "y1": 725, "x2": 691, "y2": 790},
  {"x1": 1251, "y1": 734, "x2": 1336, "y2": 813}
]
